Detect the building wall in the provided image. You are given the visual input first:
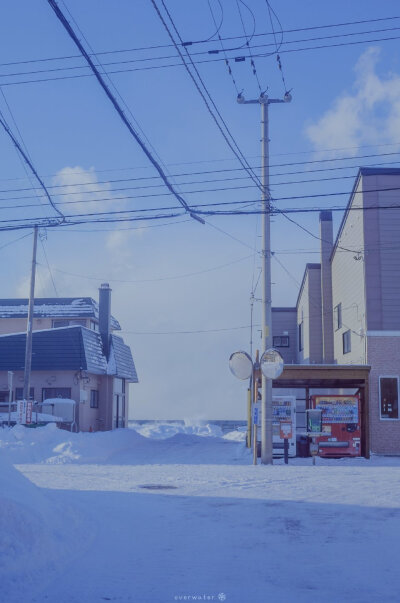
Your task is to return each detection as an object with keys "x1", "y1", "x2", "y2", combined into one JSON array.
[
  {"x1": 331, "y1": 177, "x2": 366, "y2": 364},
  {"x1": 0, "y1": 317, "x2": 91, "y2": 335},
  {"x1": 363, "y1": 172, "x2": 400, "y2": 330},
  {"x1": 0, "y1": 369, "x2": 116, "y2": 432},
  {"x1": 320, "y1": 213, "x2": 334, "y2": 362},
  {"x1": 271, "y1": 308, "x2": 297, "y2": 364},
  {"x1": 367, "y1": 335, "x2": 400, "y2": 454},
  {"x1": 297, "y1": 266, "x2": 323, "y2": 364}
]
